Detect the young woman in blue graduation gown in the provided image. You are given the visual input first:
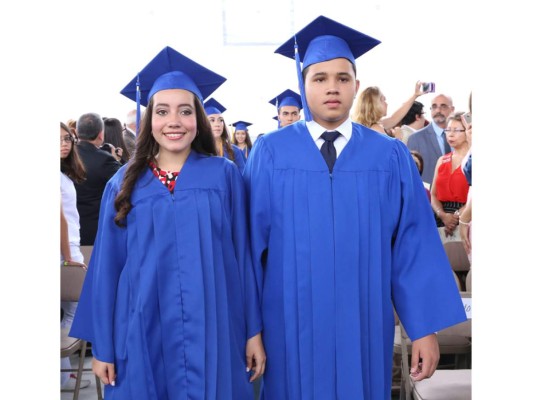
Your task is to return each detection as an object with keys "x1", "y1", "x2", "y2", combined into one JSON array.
[
  {"x1": 70, "y1": 74, "x2": 265, "y2": 399},
  {"x1": 207, "y1": 109, "x2": 246, "y2": 174}
]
